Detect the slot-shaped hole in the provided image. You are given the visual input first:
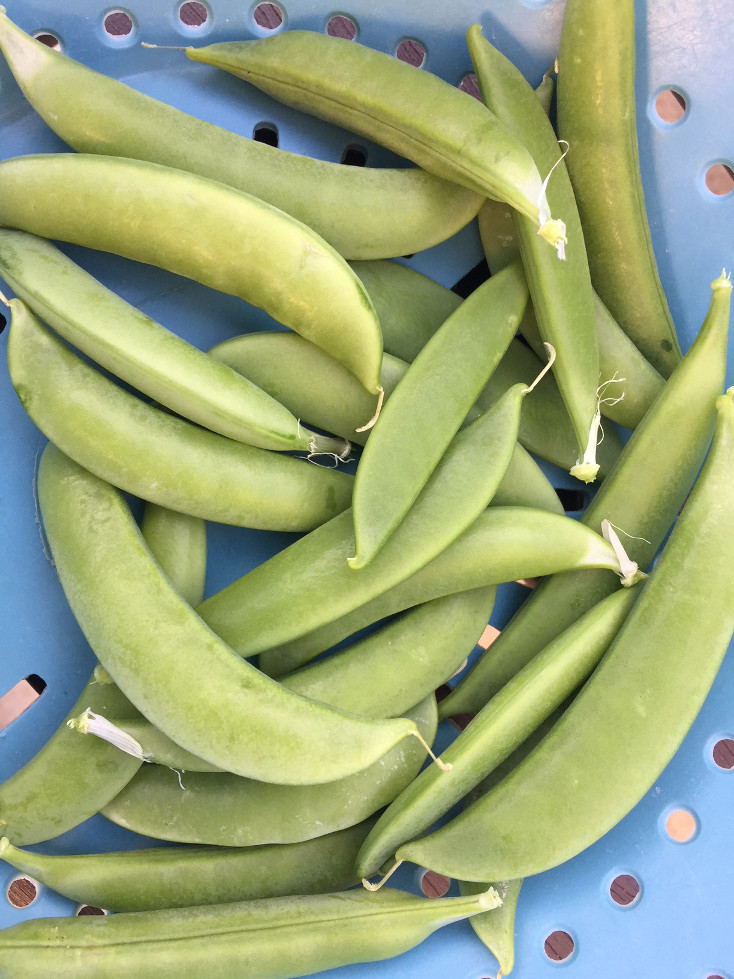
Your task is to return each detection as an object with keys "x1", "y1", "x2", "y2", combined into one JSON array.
[
  {"x1": 712, "y1": 738, "x2": 734, "y2": 770},
  {"x1": 396, "y1": 39, "x2": 426, "y2": 68},
  {"x1": 77, "y1": 905, "x2": 108, "y2": 916},
  {"x1": 6, "y1": 877, "x2": 39, "y2": 909},
  {"x1": 459, "y1": 73, "x2": 481, "y2": 100},
  {"x1": 556, "y1": 487, "x2": 589, "y2": 512},
  {"x1": 515, "y1": 578, "x2": 539, "y2": 589},
  {"x1": 654, "y1": 88, "x2": 687, "y2": 123},
  {"x1": 33, "y1": 32, "x2": 60, "y2": 50},
  {"x1": 179, "y1": 1, "x2": 208, "y2": 26},
  {"x1": 477, "y1": 624, "x2": 501, "y2": 651},
  {"x1": 609, "y1": 873, "x2": 641, "y2": 907},
  {"x1": 253, "y1": 122, "x2": 279, "y2": 147},
  {"x1": 420, "y1": 870, "x2": 451, "y2": 898},
  {"x1": 544, "y1": 929, "x2": 575, "y2": 962},
  {"x1": 0, "y1": 674, "x2": 47, "y2": 732},
  {"x1": 340, "y1": 145, "x2": 367, "y2": 167},
  {"x1": 0, "y1": 310, "x2": 7, "y2": 335},
  {"x1": 326, "y1": 15, "x2": 356, "y2": 40},
  {"x1": 253, "y1": 2, "x2": 283, "y2": 30},
  {"x1": 451, "y1": 259, "x2": 490, "y2": 298},
  {"x1": 104, "y1": 10, "x2": 134, "y2": 36},
  {"x1": 705, "y1": 163, "x2": 734, "y2": 196}
]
